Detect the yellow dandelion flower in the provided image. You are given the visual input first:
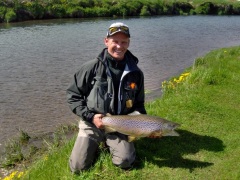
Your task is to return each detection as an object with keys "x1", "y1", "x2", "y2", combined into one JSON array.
[
  {"x1": 3, "y1": 171, "x2": 18, "y2": 180},
  {"x1": 10, "y1": 171, "x2": 18, "y2": 178},
  {"x1": 179, "y1": 75, "x2": 184, "y2": 82},
  {"x1": 18, "y1": 171, "x2": 24, "y2": 178},
  {"x1": 181, "y1": 72, "x2": 190, "y2": 77}
]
